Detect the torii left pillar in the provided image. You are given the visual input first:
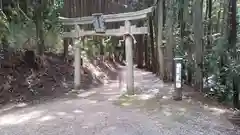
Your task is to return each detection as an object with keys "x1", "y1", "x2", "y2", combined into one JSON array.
[
  {"x1": 124, "y1": 20, "x2": 134, "y2": 95},
  {"x1": 73, "y1": 25, "x2": 82, "y2": 90}
]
